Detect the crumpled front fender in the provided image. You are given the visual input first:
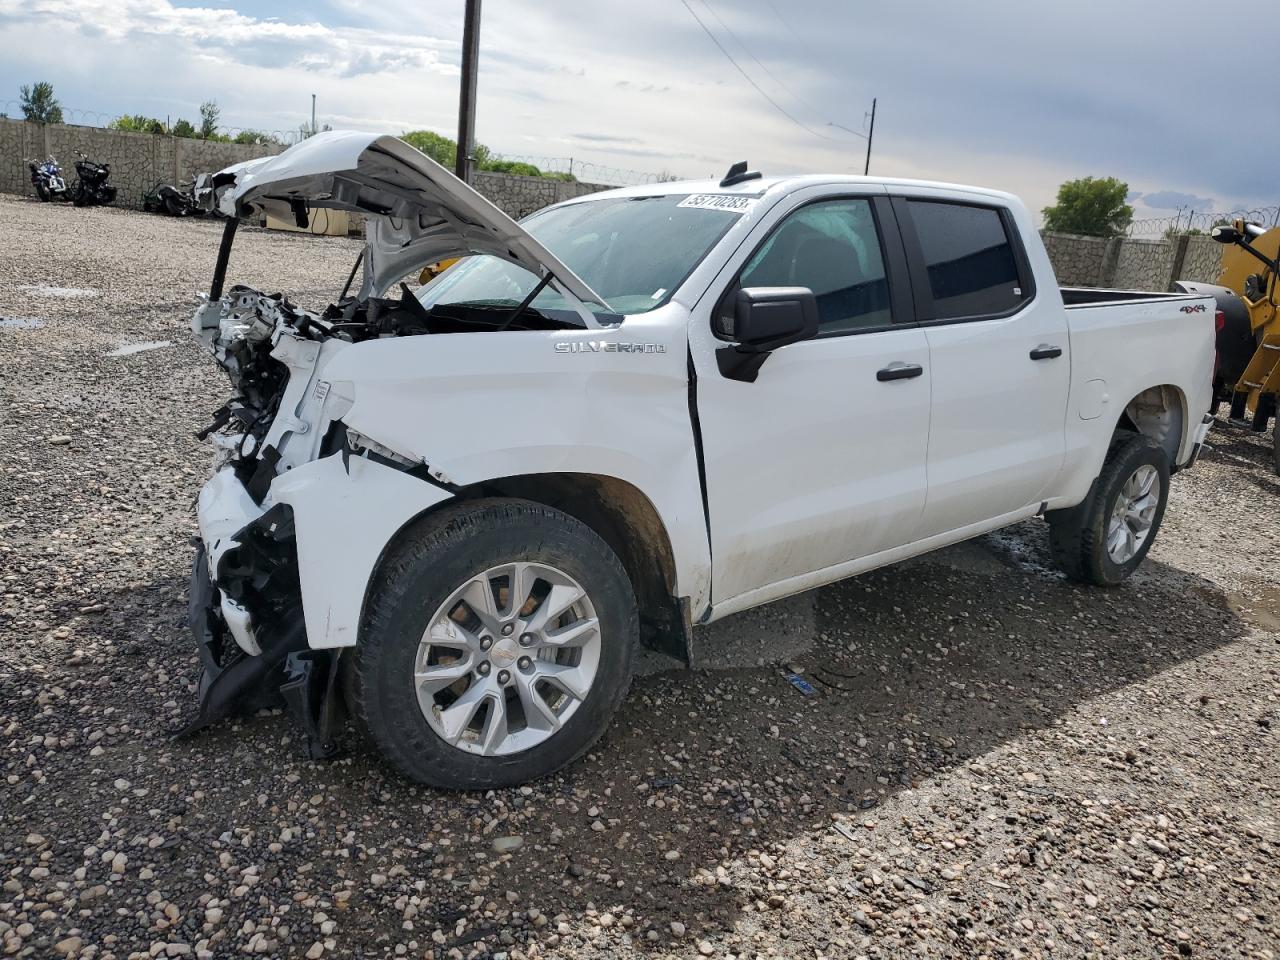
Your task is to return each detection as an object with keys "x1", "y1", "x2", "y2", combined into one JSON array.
[{"x1": 269, "y1": 454, "x2": 453, "y2": 648}]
